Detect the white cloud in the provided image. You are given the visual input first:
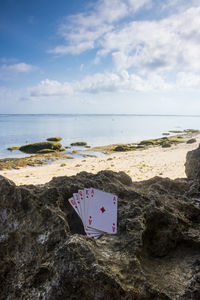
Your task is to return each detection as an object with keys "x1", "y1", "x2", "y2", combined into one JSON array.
[
  {"x1": 96, "y1": 5, "x2": 200, "y2": 75},
  {"x1": 49, "y1": 0, "x2": 151, "y2": 55},
  {"x1": 176, "y1": 72, "x2": 200, "y2": 90},
  {"x1": 0, "y1": 62, "x2": 37, "y2": 80},
  {"x1": 49, "y1": 0, "x2": 200, "y2": 80},
  {"x1": 1, "y1": 63, "x2": 36, "y2": 73},
  {"x1": 26, "y1": 70, "x2": 174, "y2": 102},
  {"x1": 29, "y1": 79, "x2": 73, "y2": 98}
]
